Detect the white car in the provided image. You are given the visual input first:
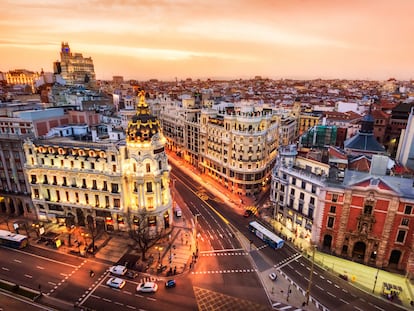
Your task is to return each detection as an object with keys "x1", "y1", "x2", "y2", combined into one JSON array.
[
  {"x1": 106, "y1": 277, "x2": 126, "y2": 289},
  {"x1": 109, "y1": 265, "x2": 127, "y2": 276},
  {"x1": 136, "y1": 282, "x2": 158, "y2": 293},
  {"x1": 269, "y1": 272, "x2": 278, "y2": 281}
]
